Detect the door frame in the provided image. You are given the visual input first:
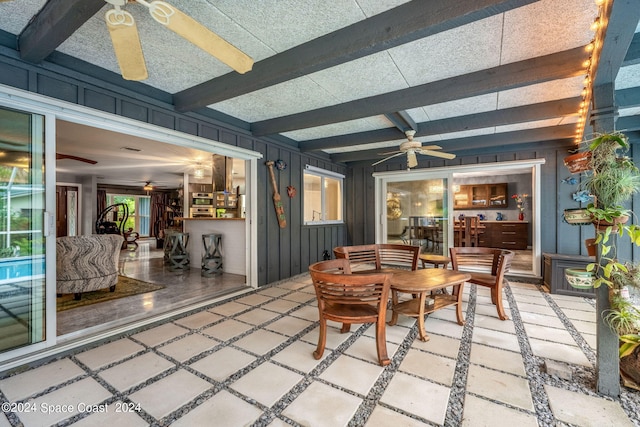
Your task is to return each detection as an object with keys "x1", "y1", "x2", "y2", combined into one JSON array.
[
  {"x1": 0, "y1": 83, "x2": 262, "y2": 369},
  {"x1": 374, "y1": 159, "x2": 545, "y2": 277}
]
